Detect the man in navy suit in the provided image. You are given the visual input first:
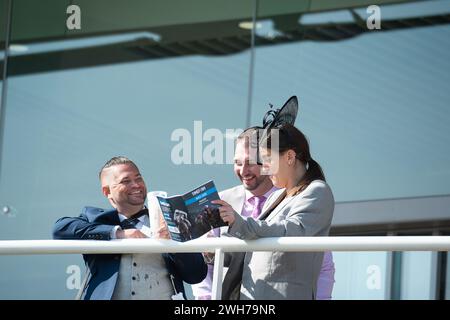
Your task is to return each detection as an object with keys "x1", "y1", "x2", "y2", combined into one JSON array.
[{"x1": 53, "y1": 156, "x2": 207, "y2": 300}]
